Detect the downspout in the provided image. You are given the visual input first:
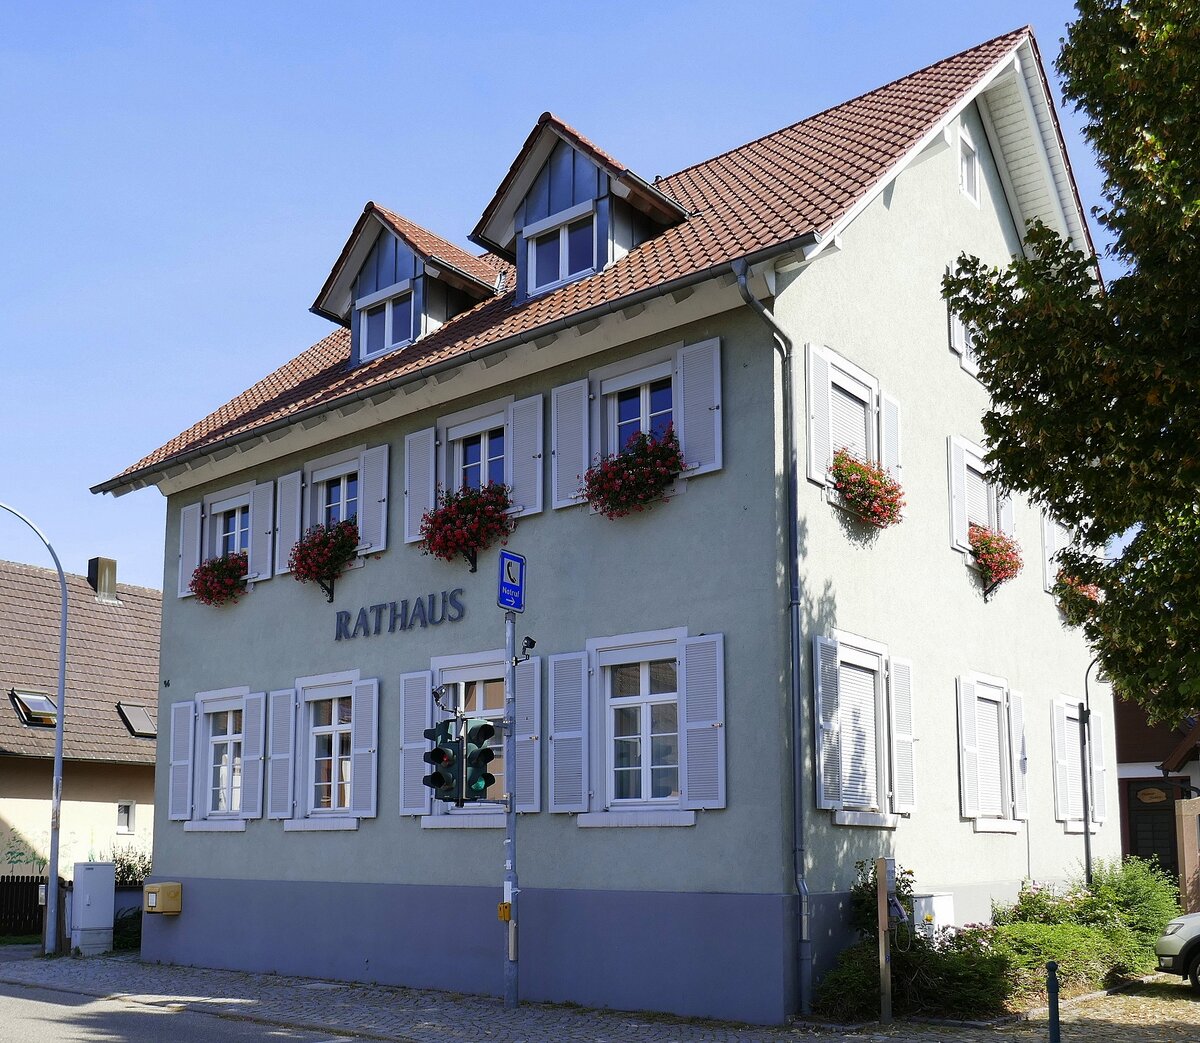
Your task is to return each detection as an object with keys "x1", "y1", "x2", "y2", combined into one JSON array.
[{"x1": 732, "y1": 257, "x2": 812, "y2": 1015}]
